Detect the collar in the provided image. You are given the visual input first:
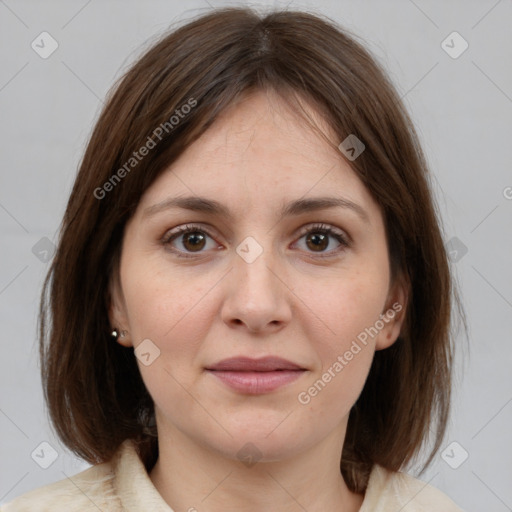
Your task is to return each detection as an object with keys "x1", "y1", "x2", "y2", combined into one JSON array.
[{"x1": 113, "y1": 439, "x2": 175, "y2": 511}]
